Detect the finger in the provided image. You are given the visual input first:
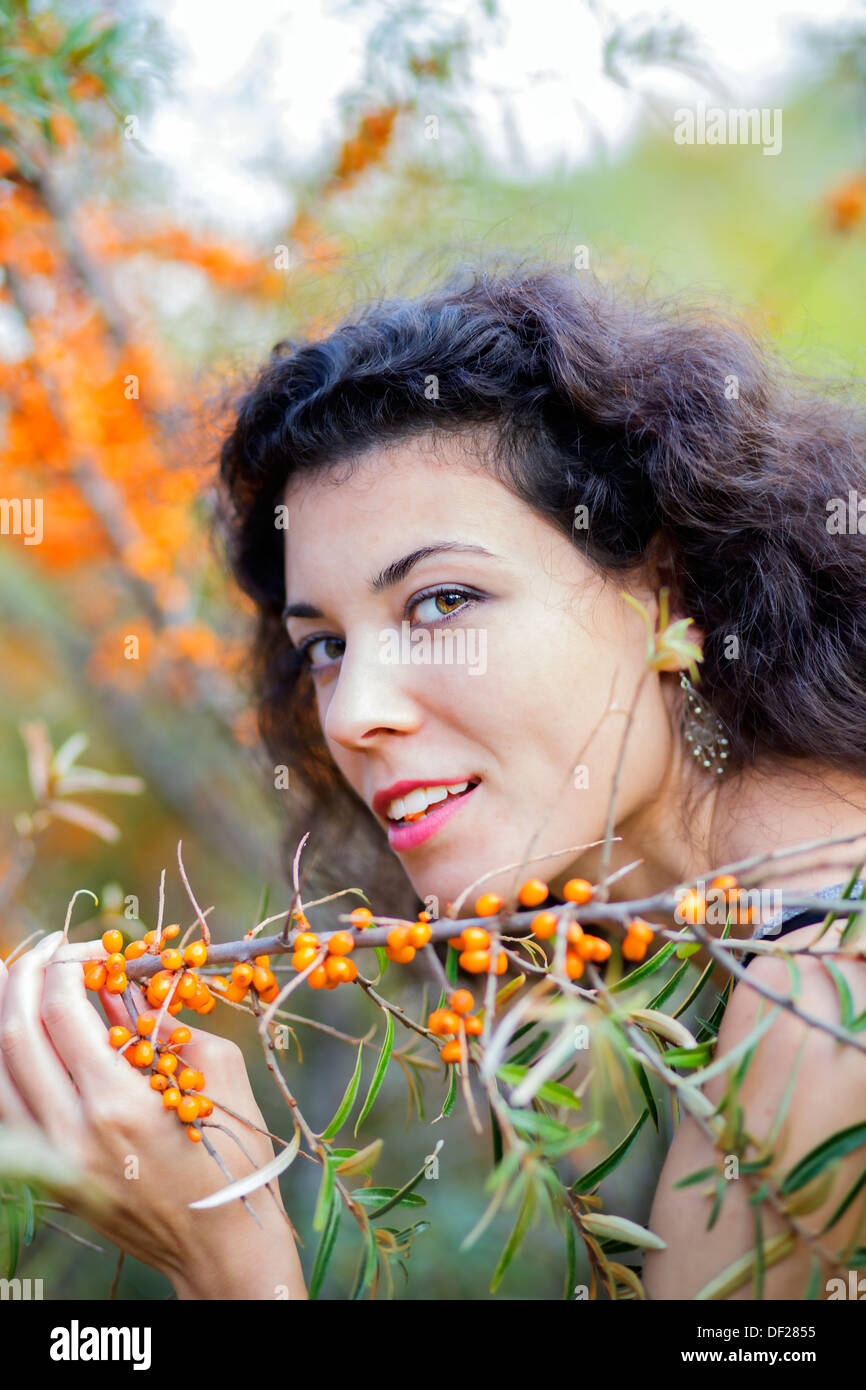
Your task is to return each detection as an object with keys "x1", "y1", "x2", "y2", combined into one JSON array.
[
  {"x1": 0, "y1": 957, "x2": 43, "y2": 1128},
  {"x1": 40, "y1": 938, "x2": 145, "y2": 1101},
  {"x1": 0, "y1": 931, "x2": 81, "y2": 1138}
]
